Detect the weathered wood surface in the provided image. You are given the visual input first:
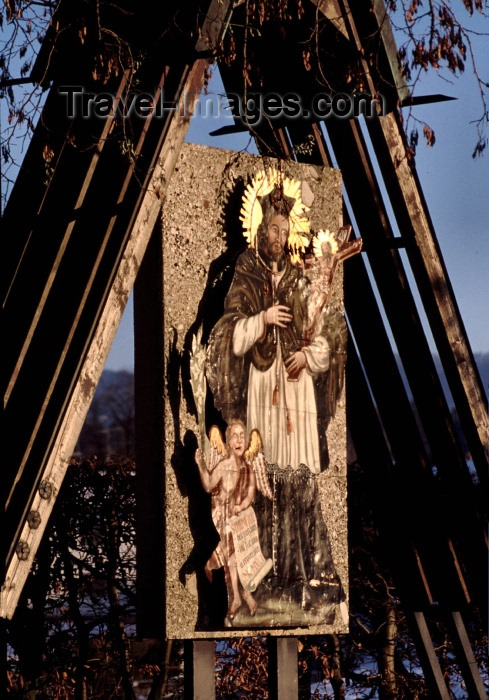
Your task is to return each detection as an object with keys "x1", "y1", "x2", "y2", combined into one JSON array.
[{"x1": 1, "y1": 53, "x2": 210, "y2": 619}]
